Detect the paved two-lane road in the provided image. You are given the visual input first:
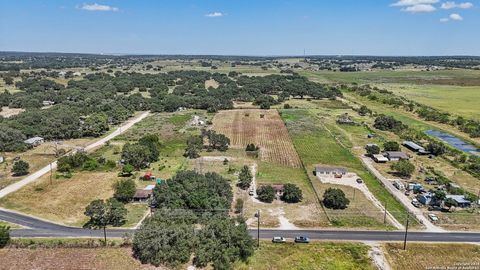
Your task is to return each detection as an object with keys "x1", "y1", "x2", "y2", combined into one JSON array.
[{"x1": 2, "y1": 208, "x2": 479, "y2": 243}]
